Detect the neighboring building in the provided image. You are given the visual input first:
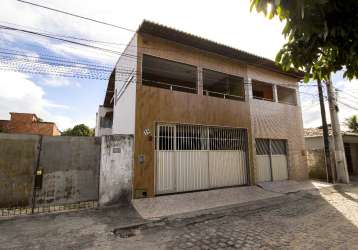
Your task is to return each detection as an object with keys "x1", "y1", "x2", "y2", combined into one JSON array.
[
  {"x1": 96, "y1": 20, "x2": 308, "y2": 198},
  {"x1": 95, "y1": 106, "x2": 113, "y2": 136},
  {"x1": 0, "y1": 113, "x2": 60, "y2": 136},
  {"x1": 305, "y1": 127, "x2": 358, "y2": 180}
]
